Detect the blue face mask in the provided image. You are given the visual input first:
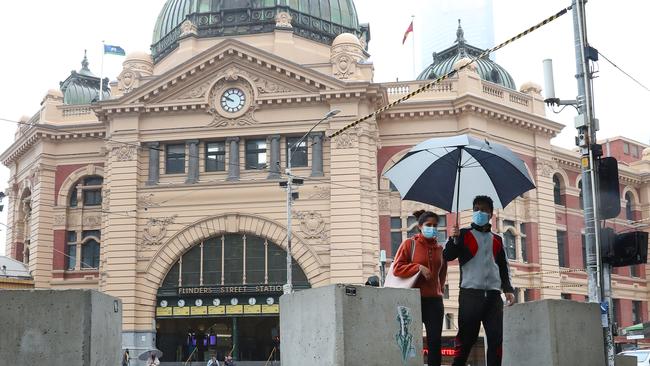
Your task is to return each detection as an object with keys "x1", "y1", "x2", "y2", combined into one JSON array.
[
  {"x1": 472, "y1": 211, "x2": 491, "y2": 226},
  {"x1": 422, "y1": 226, "x2": 438, "y2": 239}
]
